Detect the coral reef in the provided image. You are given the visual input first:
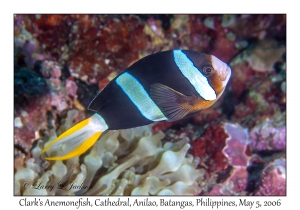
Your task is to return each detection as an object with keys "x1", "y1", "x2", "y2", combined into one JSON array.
[
  {"x1": 195, "y1": 123, "x2": 285, "y2": 196},
  {"x1": 250, "y1": 120, "x2": 286, "y2": 152},
  {"x1": 203, "y1": 123, "x2": 250, "y2": 195},
  {"x1": 252, "y1": 159, "x2": 286, "y2": 195},
  {"x1": 230, "y1": 39, "x2": 286, "y2": 72},
  {"x1": 14, "y1": 14, "x2": 286, "y2": 196},
  {"x1": 191, "y1": 124, "x2": 229, "y2": 174},
  {"x1": 14, "y1": 111, "x2": 204, "y2": 195}
]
